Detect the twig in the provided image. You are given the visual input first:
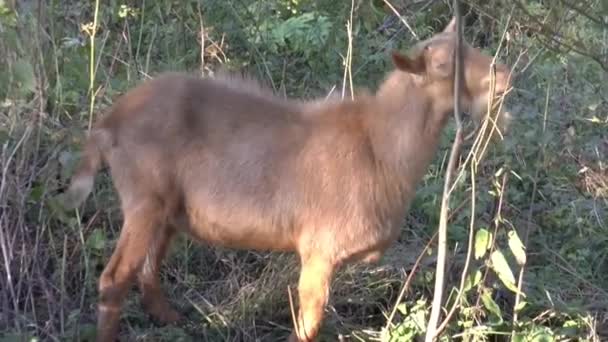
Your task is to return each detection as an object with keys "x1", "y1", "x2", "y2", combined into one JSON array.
[
  {"x1": 144, "y1": 24, "x2": 158, "y2": 76},
  {"x1": 424, "y1": 1, "x2": 464, "y2": 340},
  {"x1": 225, "y1": 1, "x2": 278, "y2": 92},
  {"x1": 541, "y1": 247, "x2": 608, "y2": 298},
  {"x1": 87, "y1": 0, "x2": 100, "y2": 131},
  {"x1": 0, "y1": 126, "x2": 33, "y2": 333},
  {"x1": 198, "y1": 4, "x2": 205, "y2": 76},
  {"x1": 383, "y1": 231, "x2": 438, "y2": 335},
  {"x1": 449, "y1": 49, "x2": 524, "y2": 194},
  {"x1": 512, "y1": 0, "x2": 607, "y2": 72},
  {"x1": 469, "y1": 11, "x2": 516, "y2": 168},
  {"x1": 473, "y1": 172, "x2": 509, "y2": 312},
  {"x1": 511, "y1": 80, "x2": 551, "y2": 337},
  {"x1": 431, "y1": 12, "x2": 518, "y2": 332},
  {"x1": 342, "y1": 0, "x2": 355, "y2": 99},
  {"x1": 381, "y1": 0, "x2": 419, "y2": 40},
  {"x1": 557, "y1": 0, "x2": 605, "y2": 27},
  {"x1": 432, "y1": 156, "x2": 477, "y2": 337},
  {"x1": 288, "y1": 285, "x2": 301, "y2": 340},
  {"x1": 135, "y1": 0, "x2": 146, "y2": 68}
]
